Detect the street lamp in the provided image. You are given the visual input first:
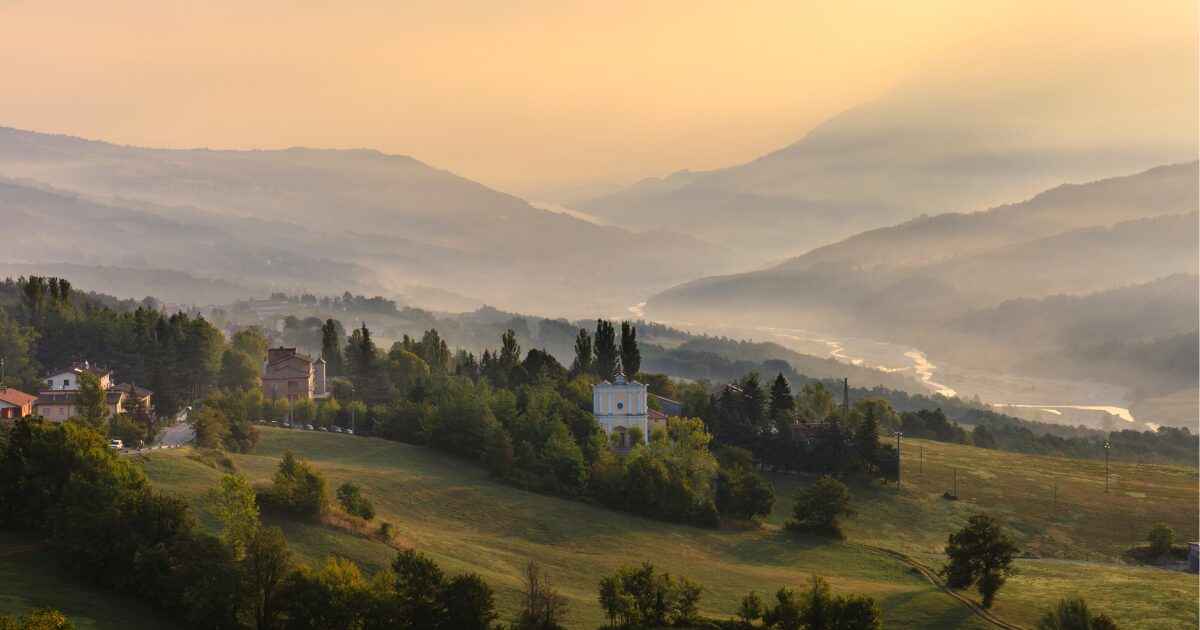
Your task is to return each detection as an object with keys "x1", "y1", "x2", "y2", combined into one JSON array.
[
  {"x1": 1104, "y1": 441, "x2": 1111, "y2": 493},
  {"x1": 893, "y1": 431, "x2": 903, "y2": 491},
  {"x1": 350, "y1": 382, "x2": 355, "y2": 434}
]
